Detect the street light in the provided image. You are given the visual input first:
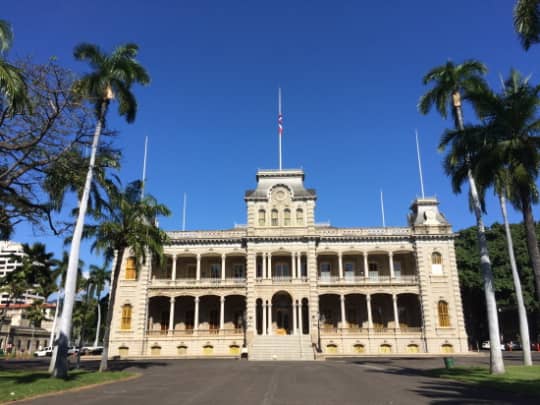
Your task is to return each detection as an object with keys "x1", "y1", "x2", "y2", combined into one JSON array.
[{"x1": 315, "y1": 312, "x2": 325, "y2": 353}]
